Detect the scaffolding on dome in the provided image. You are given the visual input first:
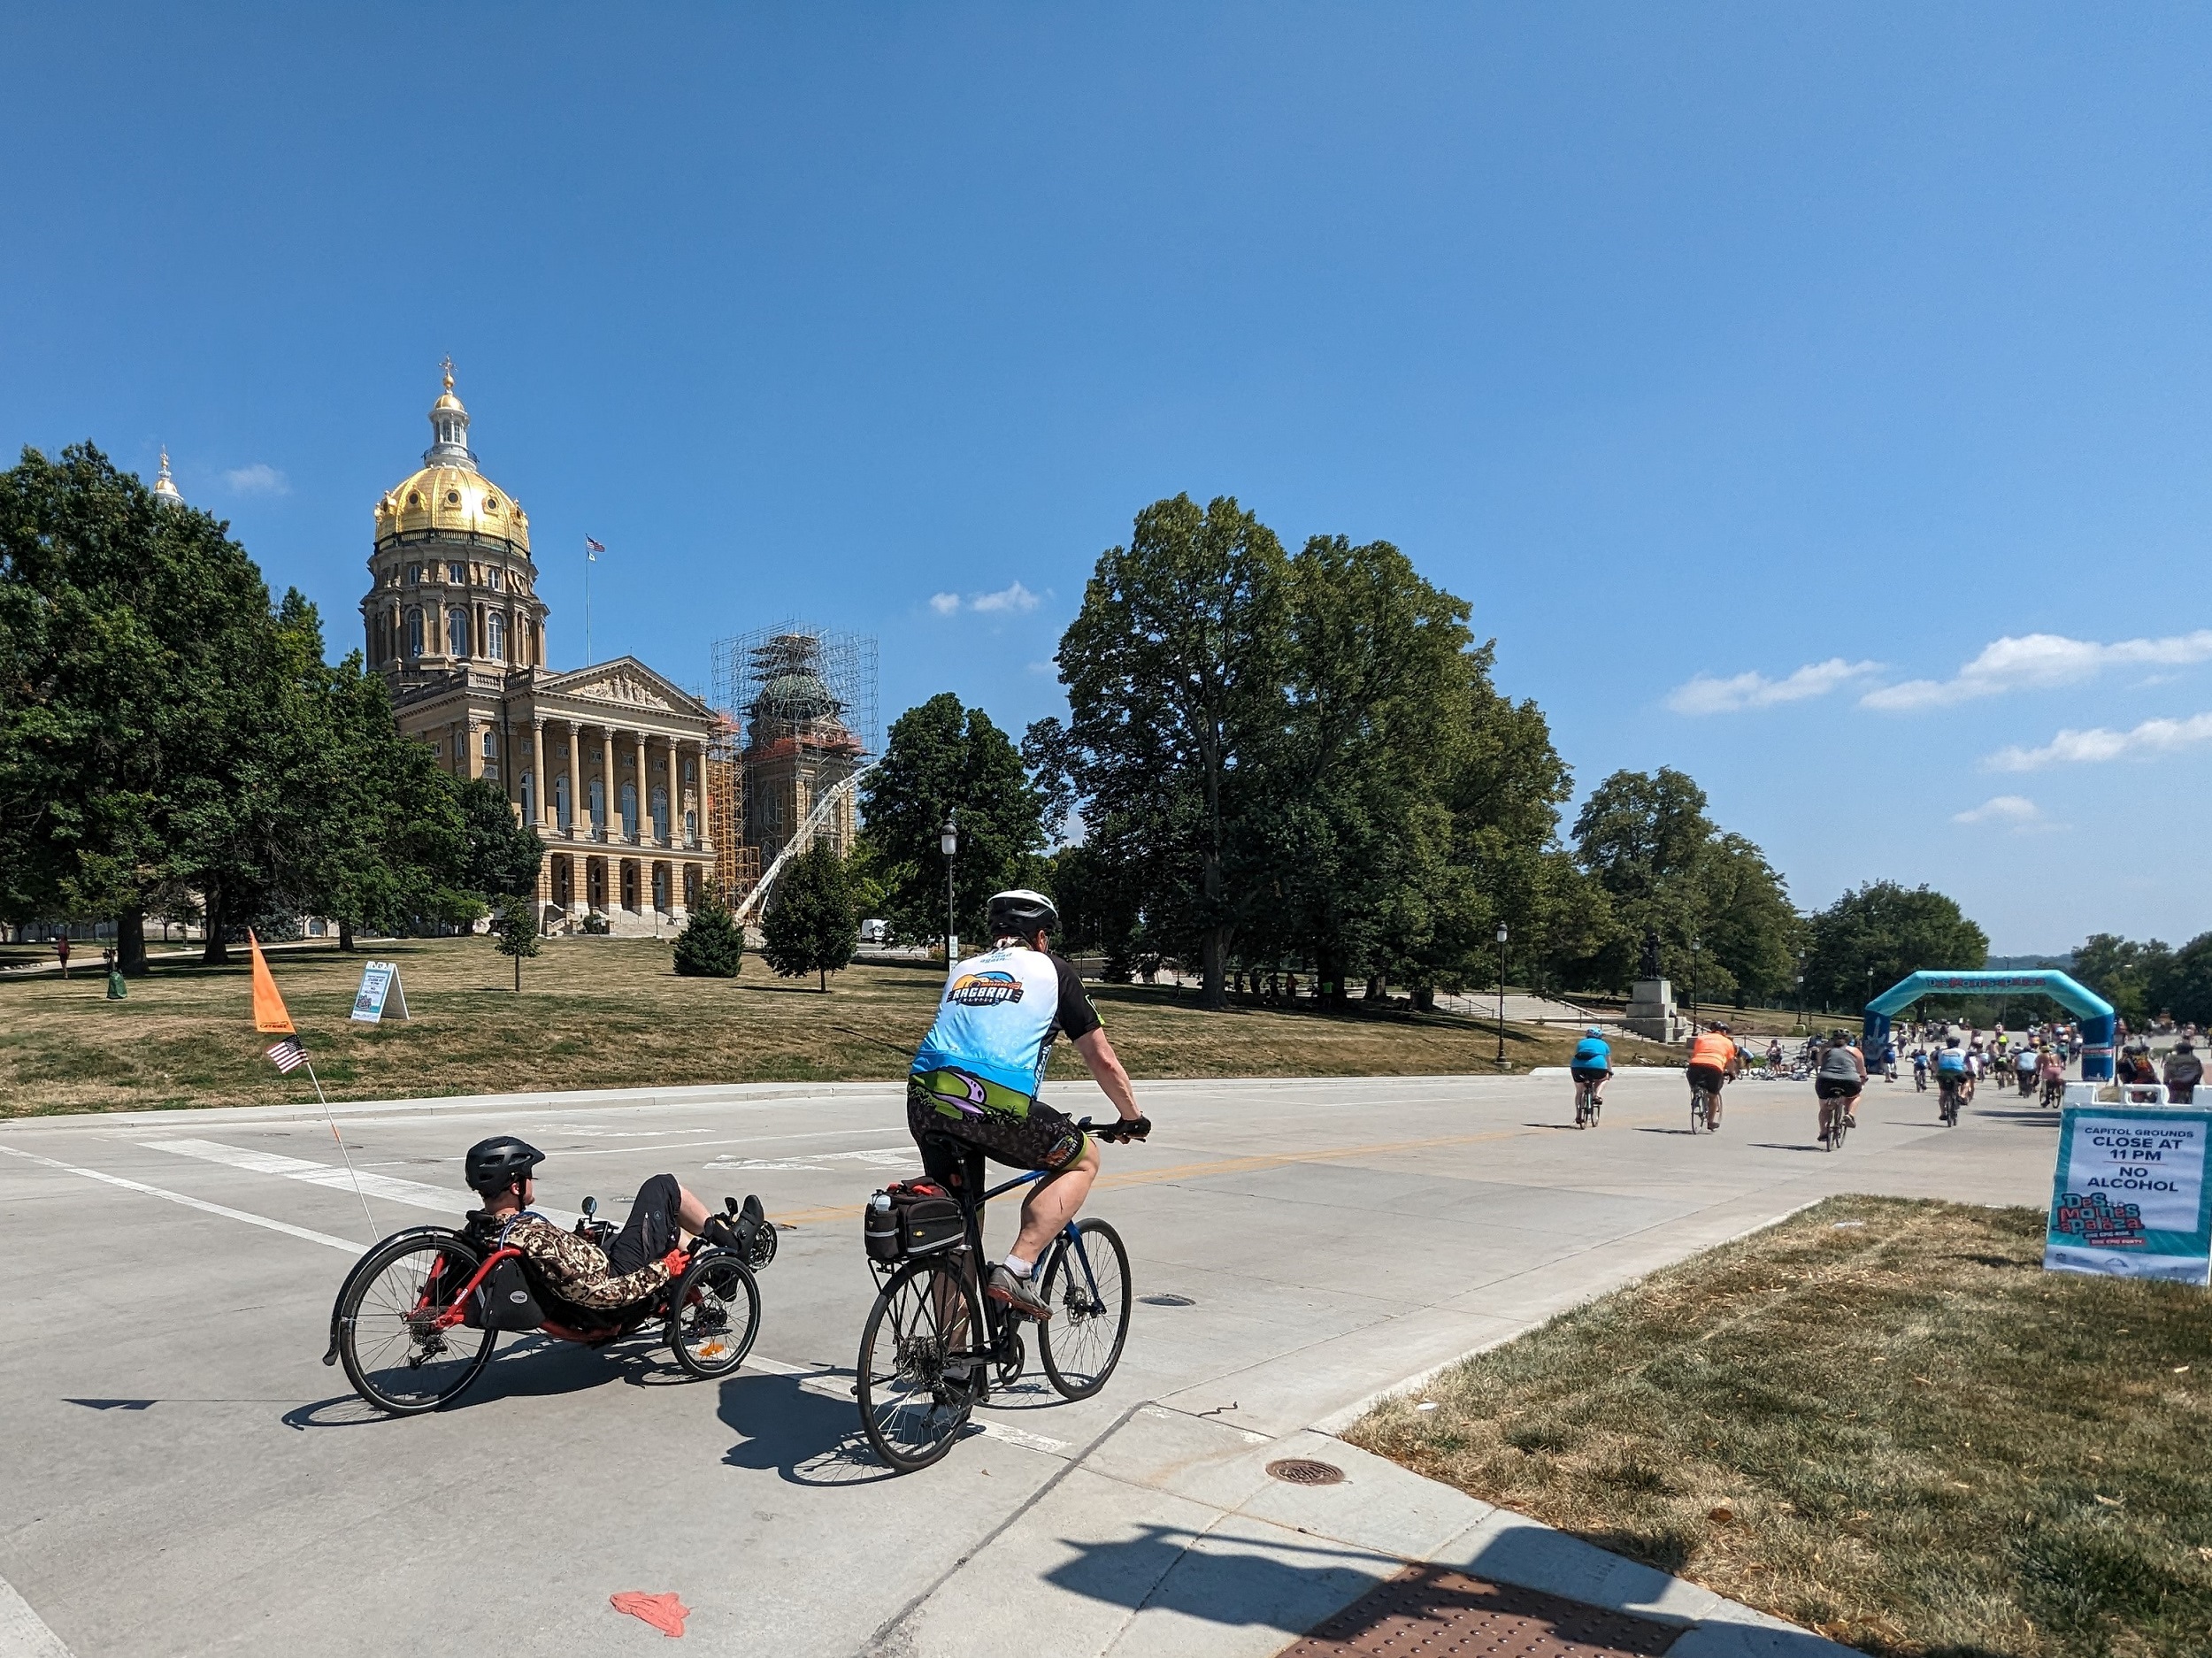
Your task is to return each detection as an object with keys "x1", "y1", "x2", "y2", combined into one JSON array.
[{"x1": 710, "y1": 622, "x2": 878, "y2": 912}]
